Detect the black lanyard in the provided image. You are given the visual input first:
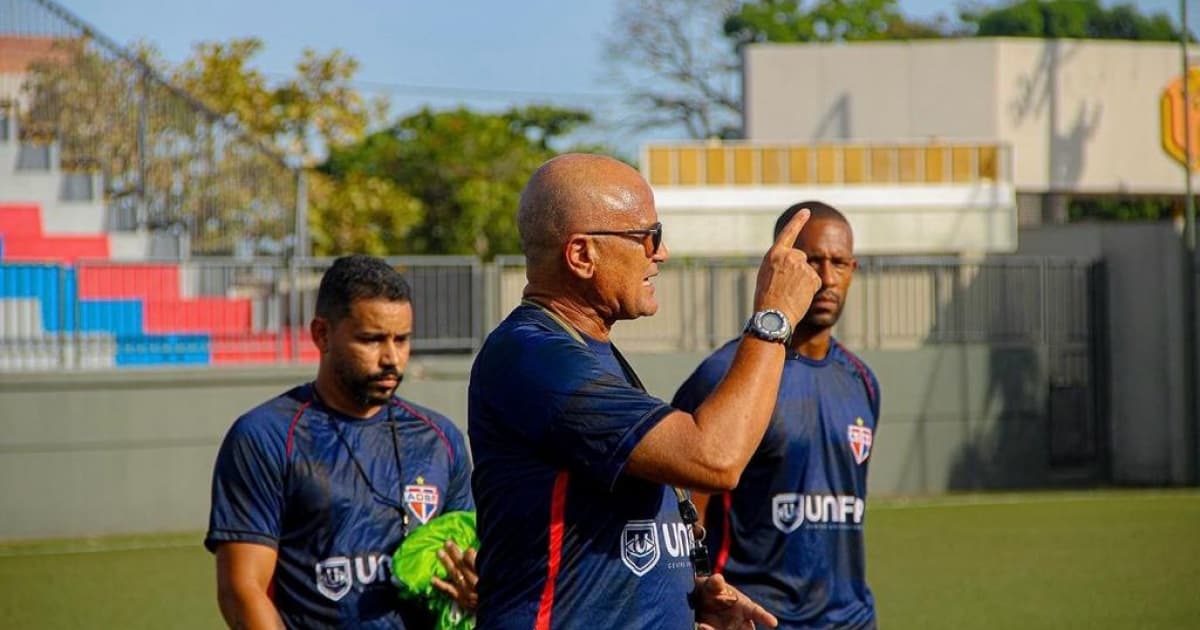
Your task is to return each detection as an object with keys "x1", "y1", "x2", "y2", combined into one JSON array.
[
  {"x1": 312, "y1": 385, "x2": 411, "y2": 536},
  {"x1": 521, "y1": 300, "x2": 711, "y2": 578}
]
